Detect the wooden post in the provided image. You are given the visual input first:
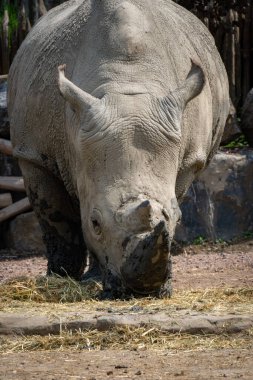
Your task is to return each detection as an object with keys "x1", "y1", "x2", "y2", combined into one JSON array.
[
  {"x1": 223, "y1": 9, "x2": 236, "y2": 105},
  {"x1": 242, "y1": 5, "x2": 251, "y2": 101},
  {"x1": 1, "y1": 9, "x2": 10, "y2": 76}
]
